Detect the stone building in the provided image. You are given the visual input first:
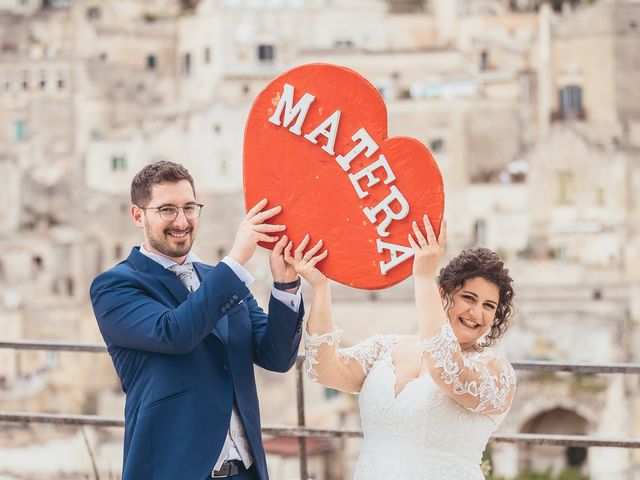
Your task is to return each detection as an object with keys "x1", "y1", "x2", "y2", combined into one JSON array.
[{"x1": 0, "y1": 0, "x2": 639, "y2": 479}]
